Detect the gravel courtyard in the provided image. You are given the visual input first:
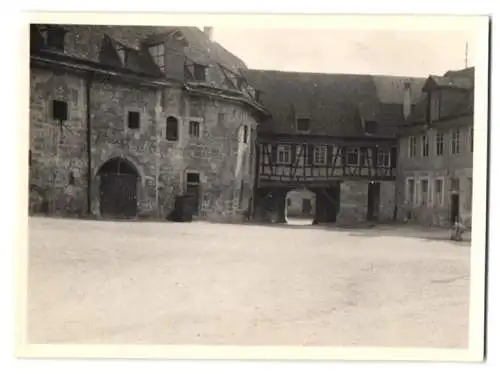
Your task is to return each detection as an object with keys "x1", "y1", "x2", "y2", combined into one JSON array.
[{"x1": 27, "y1": 217, "x2": 470, "y2": 348}]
